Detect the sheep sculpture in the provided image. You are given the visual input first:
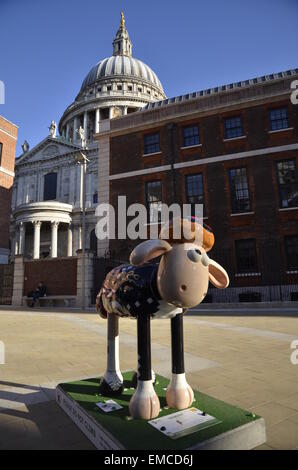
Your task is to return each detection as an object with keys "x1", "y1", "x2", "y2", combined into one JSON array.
[{"x1": 96, "y1": 218, "x2": 229, "y2": 420}]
